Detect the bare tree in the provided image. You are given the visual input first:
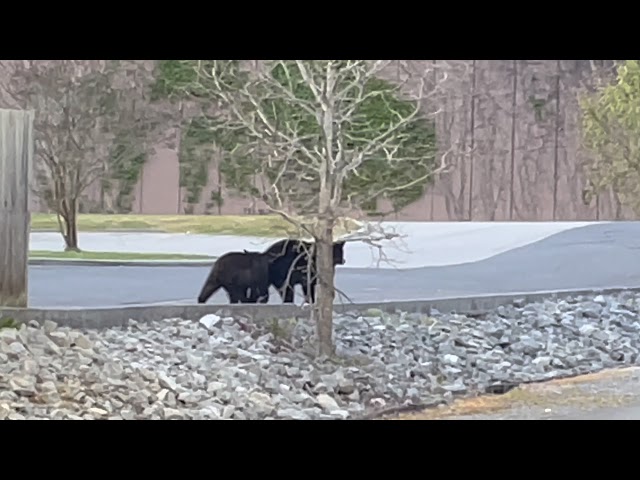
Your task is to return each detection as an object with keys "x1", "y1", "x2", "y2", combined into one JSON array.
[
  {"x1": 156, "y1": 60, "x2": 453, "y2": 356},
  {"x1": 0, "y1": 60, "x2": 169, "y2": 250}
]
